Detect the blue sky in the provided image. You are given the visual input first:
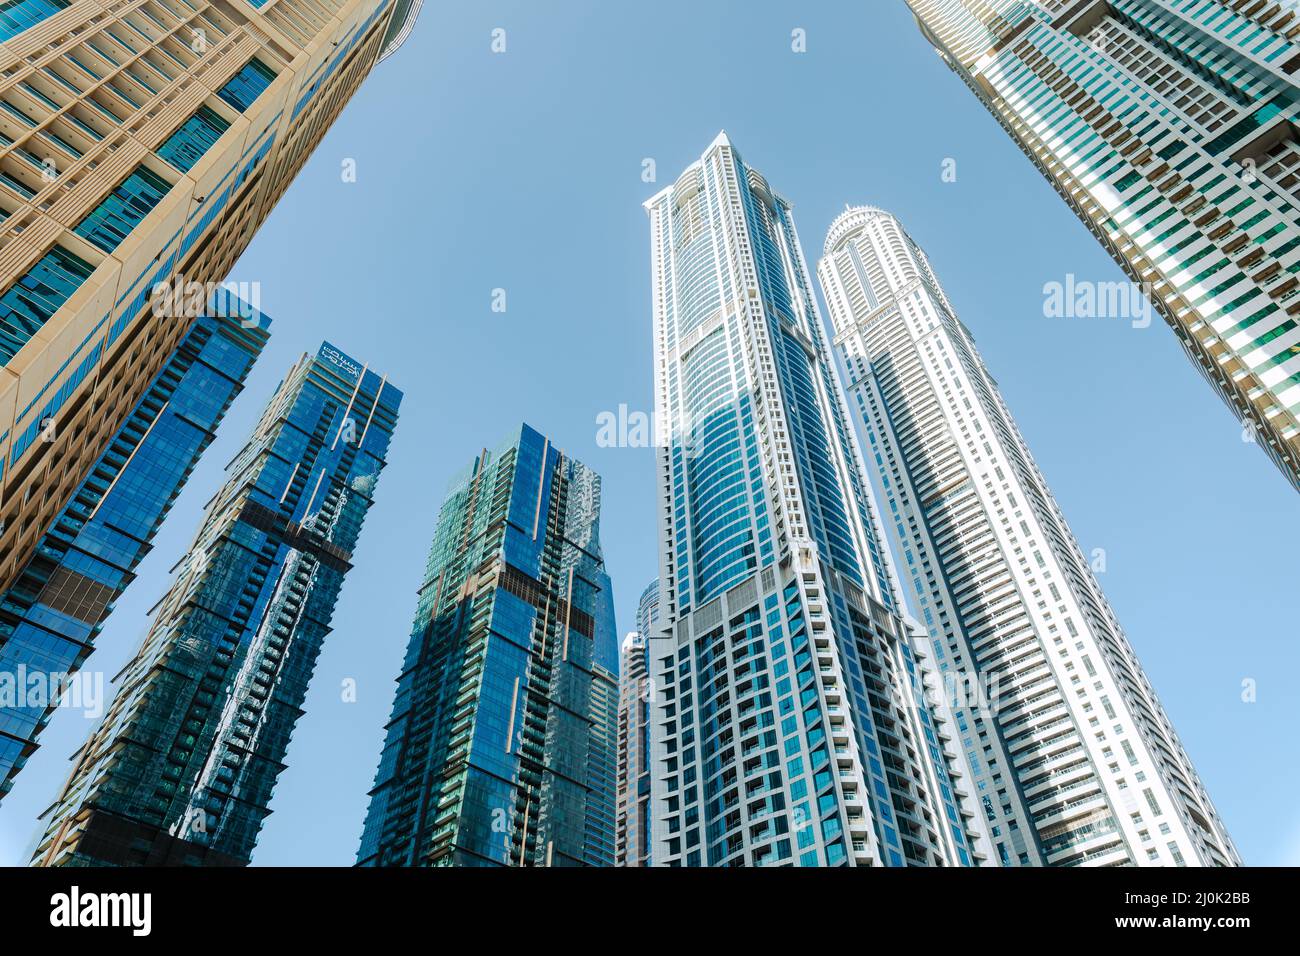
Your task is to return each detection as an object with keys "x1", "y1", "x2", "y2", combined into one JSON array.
[{"x1": 2, "y1": 0, "x2": 1296, "y2": 867}]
